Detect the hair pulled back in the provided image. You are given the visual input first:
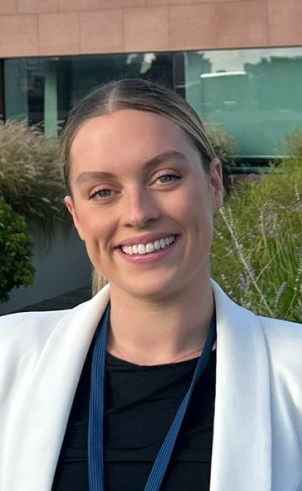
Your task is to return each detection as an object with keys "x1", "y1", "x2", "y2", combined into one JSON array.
[{"x1": 60, "y1": 78, "x2": 216, "y2": 192}]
